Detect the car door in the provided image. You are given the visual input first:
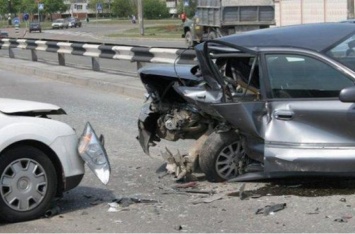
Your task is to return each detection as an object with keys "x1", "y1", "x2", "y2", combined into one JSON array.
[
  {"x1": 262, "y1": 52, "x2": 355, "y2": 174},
  {"x1": 213, "y1": 52, "x2": 355, "y2": 174}
]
